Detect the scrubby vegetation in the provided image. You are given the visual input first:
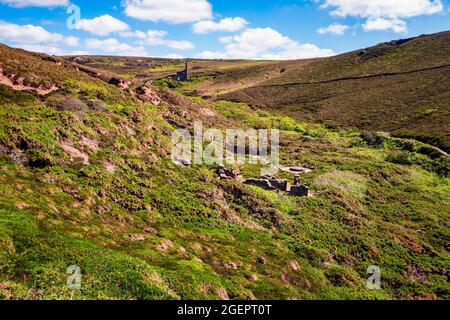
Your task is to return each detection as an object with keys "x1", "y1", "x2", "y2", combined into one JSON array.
[{"x1": 0, "y1": 41, "x2": 449, "y2": 300}]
